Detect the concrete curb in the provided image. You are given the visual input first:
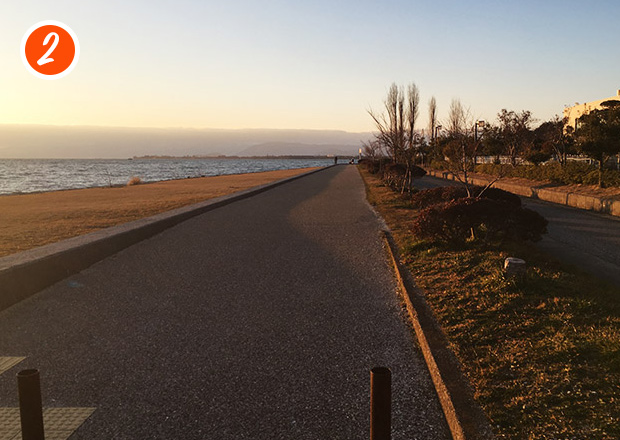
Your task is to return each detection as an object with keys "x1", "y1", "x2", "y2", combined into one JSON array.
[
  {"x1": 0, "y1": 166, "x2": 332, "y2": 312},
  {"x1": 382, "y1": 230, "x2": 495, "y2": 440},
  {"x1": 426, "y1": 169, "x2": 620, "y2": 217}
]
